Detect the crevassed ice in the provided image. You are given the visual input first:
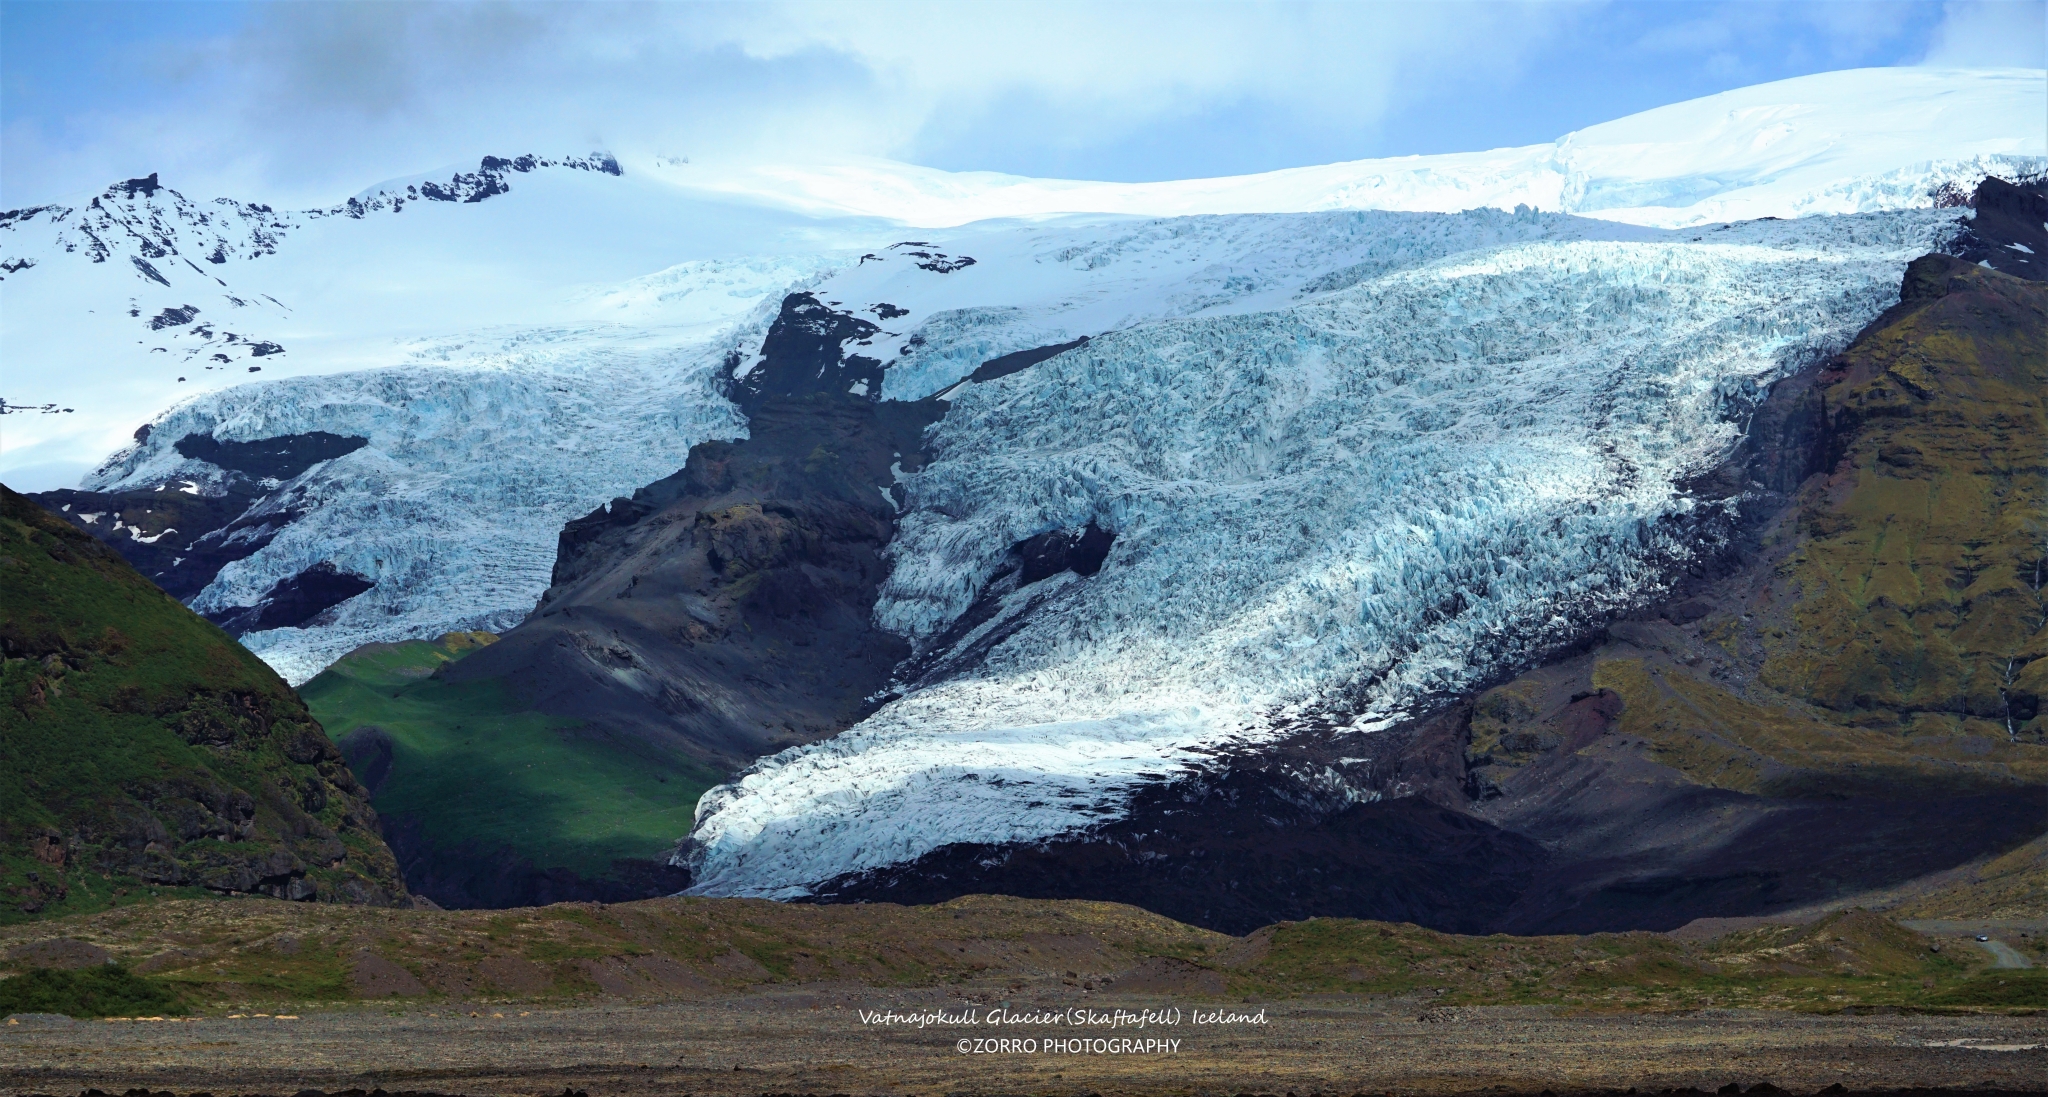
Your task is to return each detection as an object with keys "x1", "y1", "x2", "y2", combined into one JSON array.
[
  {"x1": 78, "y1": 254, "x2": 843, "y2": 683},
  {"x1": 90, "y1": 326, "x2": 757, "y2": 683},
  {"x1": 681, "y1": 209, "x2": 1958, "y2": 897},
  {"x1": 857, "y1": 207, "x2": 1665, "y2": 402}
]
